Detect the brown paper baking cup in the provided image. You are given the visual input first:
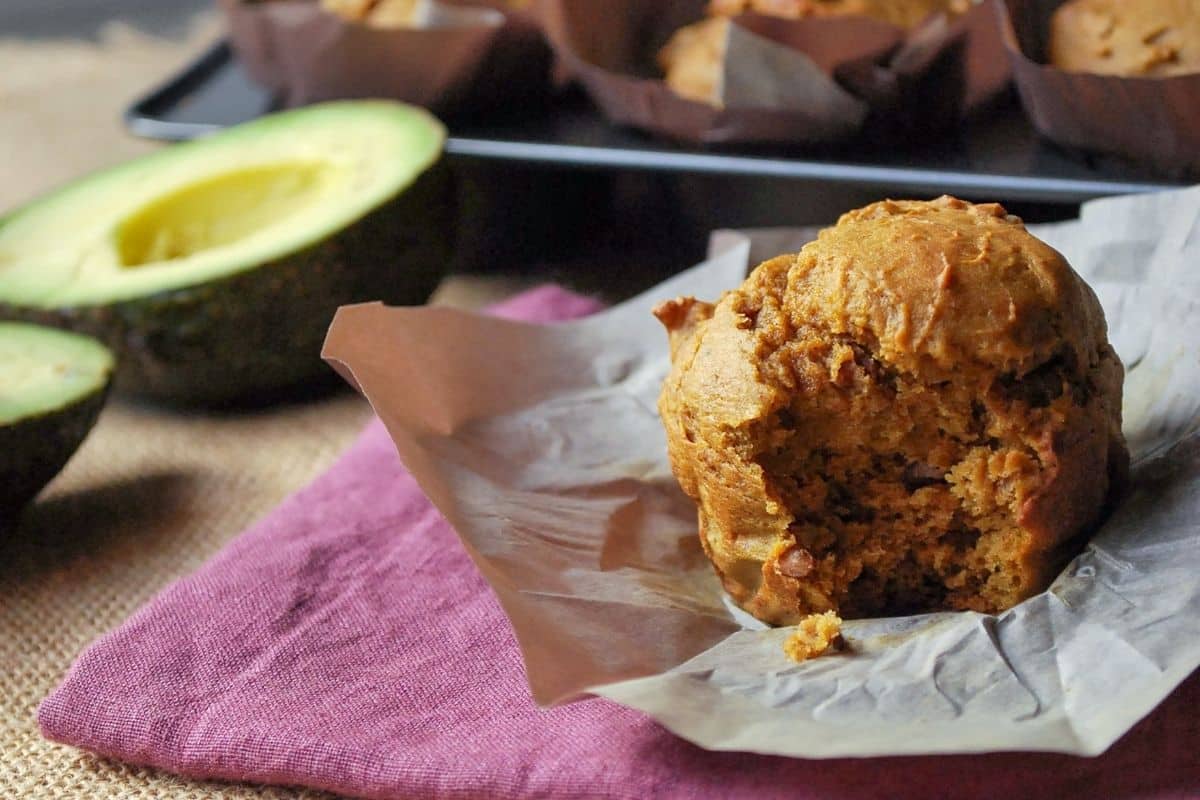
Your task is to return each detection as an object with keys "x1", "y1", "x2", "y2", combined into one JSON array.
[
  {"x1": 537, "y1": 0, "x2": 972, "y2": 146},
  {"x1": 221, "y1": 0, "x2": 552, "y2": 116},
  {"x1": 999, "y1": 0, "x2": 1200, "y2": 178},
  {"x1": 962, "y1": 0, "x2": 1012, "y2": 112}
]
